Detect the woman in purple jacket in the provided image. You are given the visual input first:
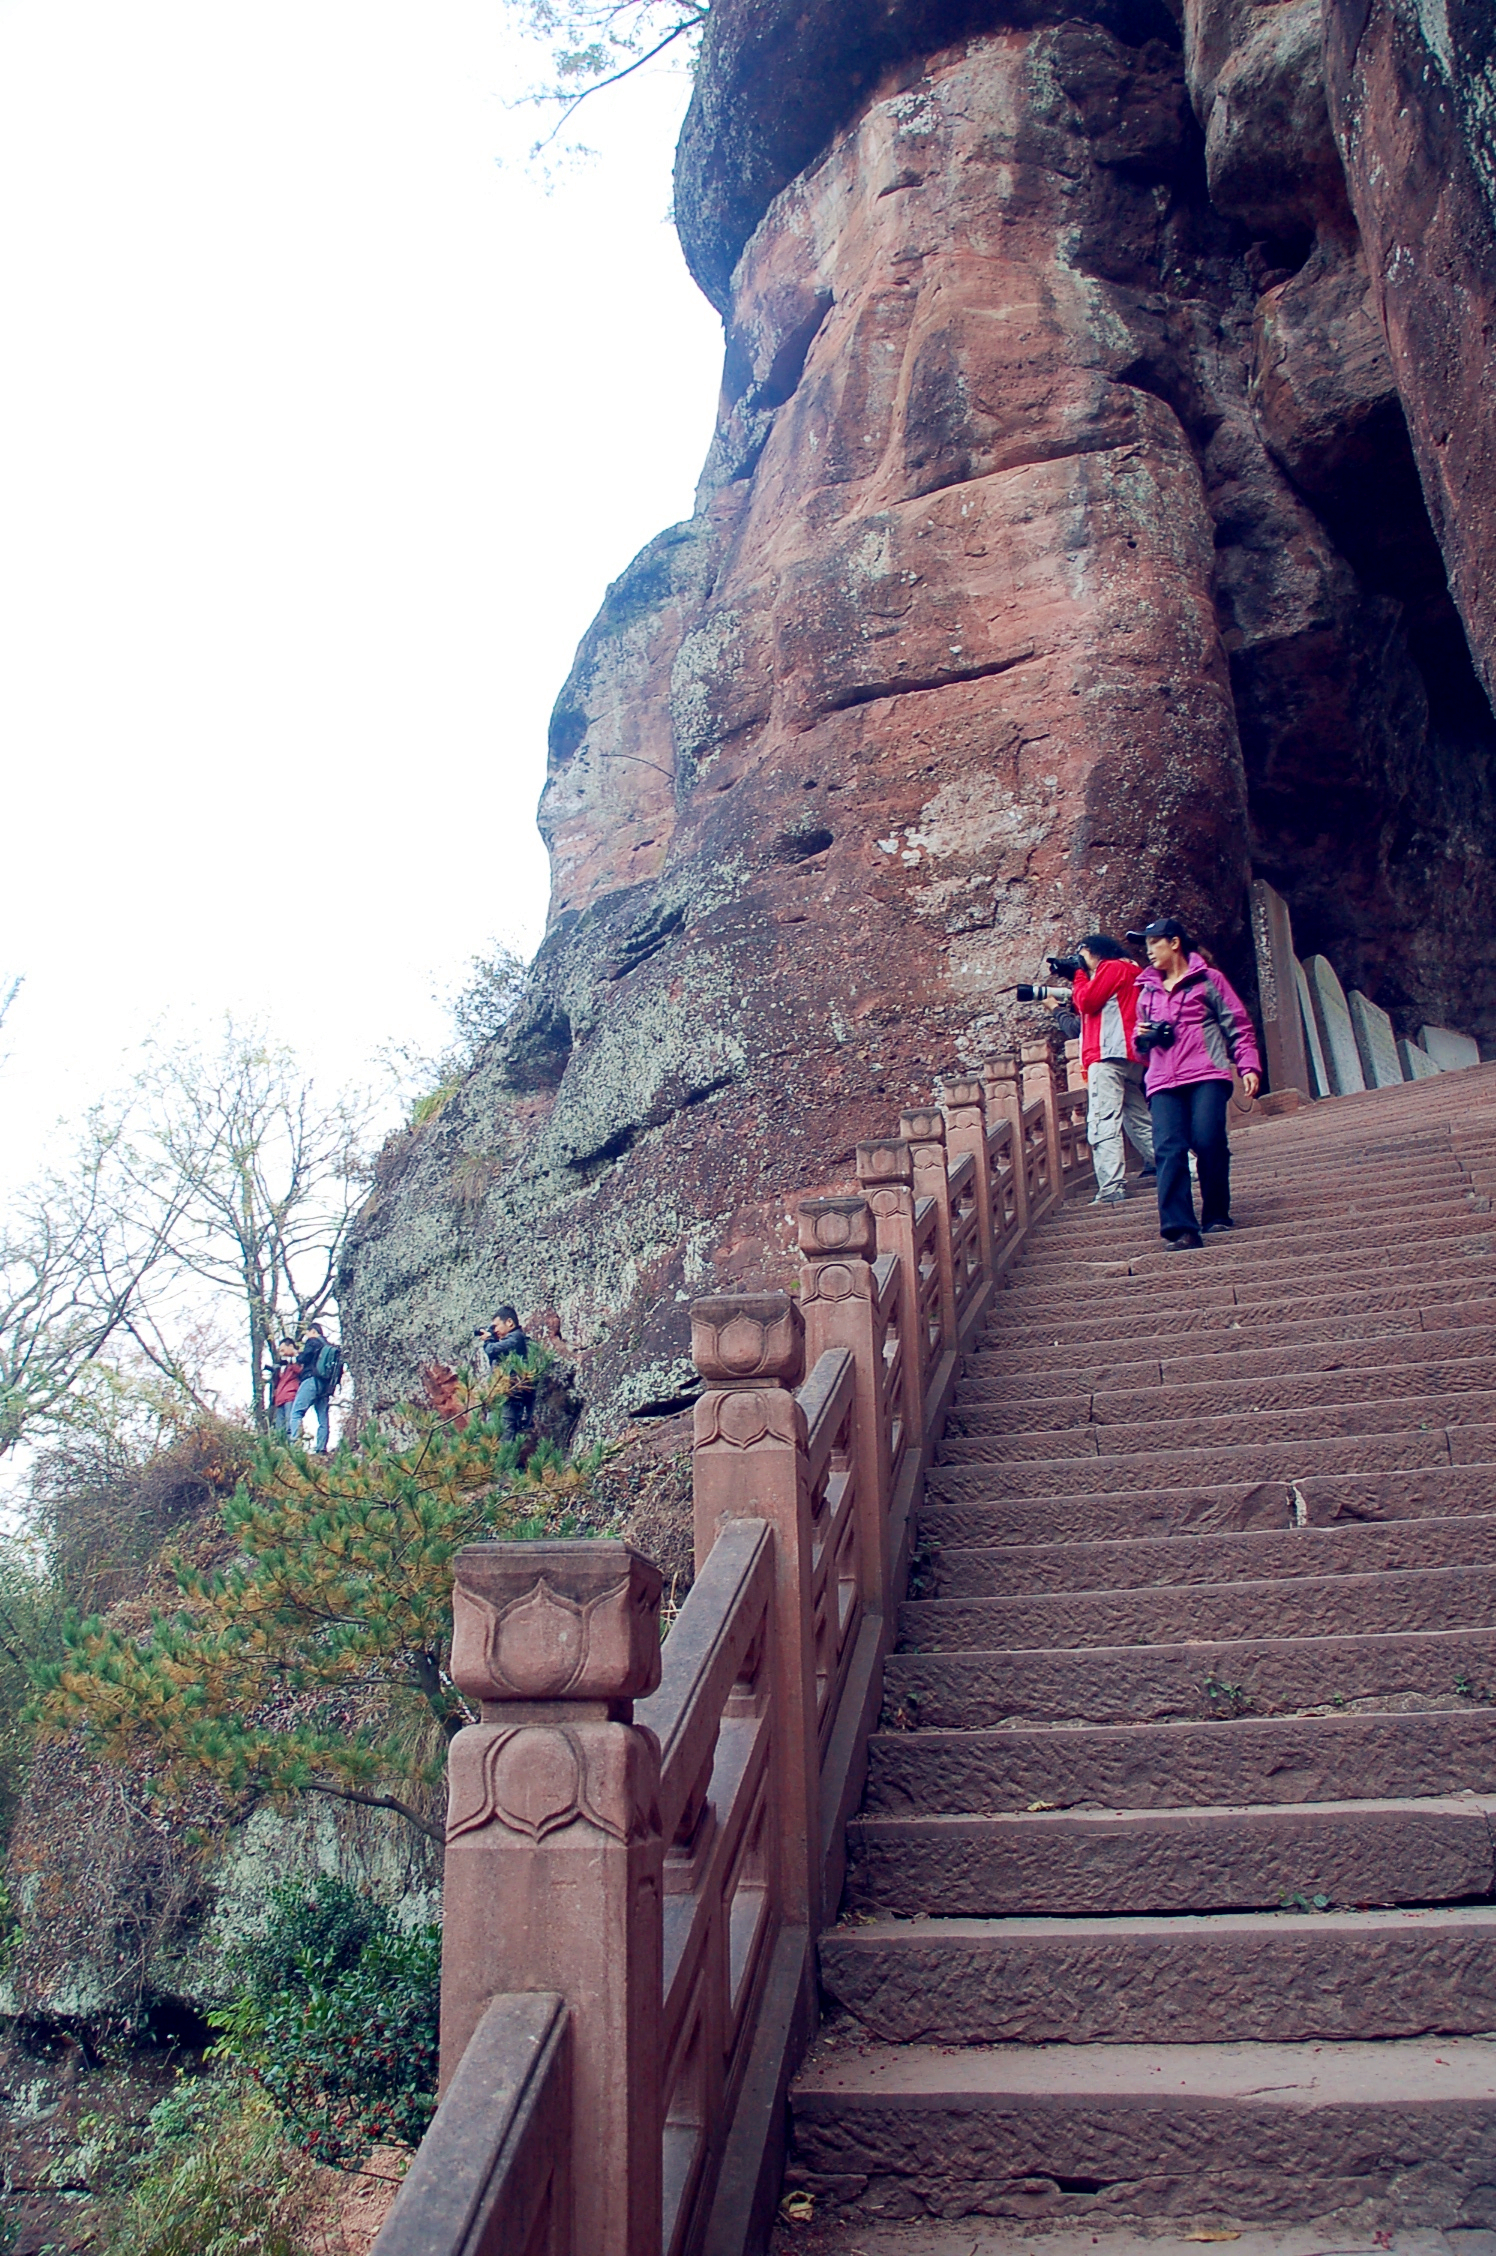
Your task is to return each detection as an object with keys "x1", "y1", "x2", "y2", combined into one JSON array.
[{"x1": 1130, "y1": 917, "x2": 1262, "y2": 1249}]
